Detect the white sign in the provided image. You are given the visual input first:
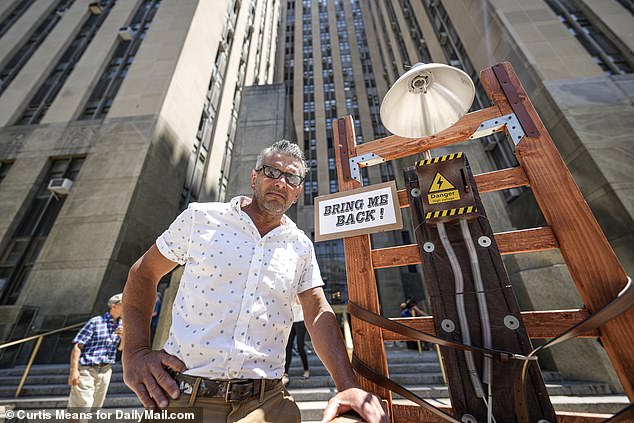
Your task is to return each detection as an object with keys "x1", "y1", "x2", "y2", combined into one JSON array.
[{"x1": 314, "y1": 181, "x2": 403, "y2": 241}]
